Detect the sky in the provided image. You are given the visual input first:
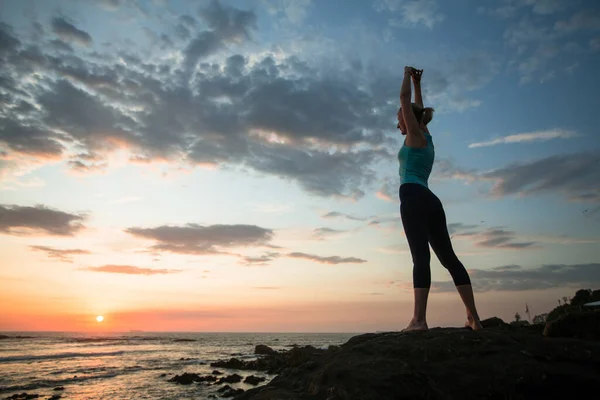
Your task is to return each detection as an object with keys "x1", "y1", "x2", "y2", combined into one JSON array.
[{"x1": 0, "y1": 0, "x2": 599, "y2": 333}]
